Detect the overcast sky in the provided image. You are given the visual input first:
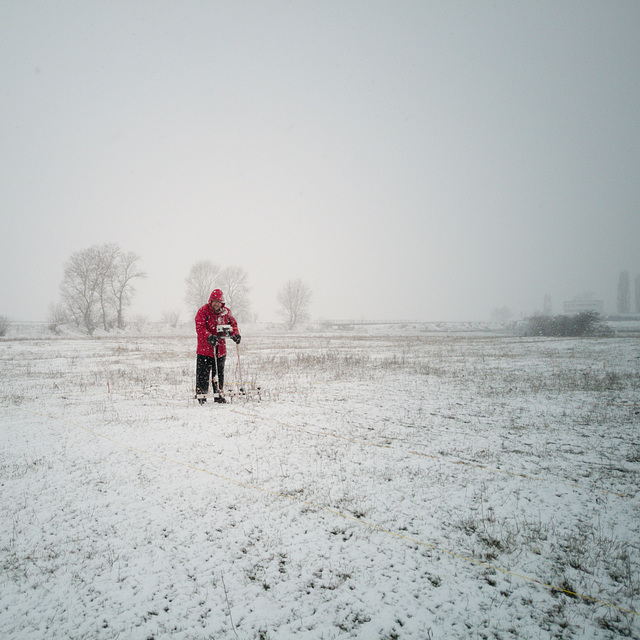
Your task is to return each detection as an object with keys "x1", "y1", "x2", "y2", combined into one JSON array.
[{"x1": 1, "y1": 1, "x2": 639, "y2": 323}]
